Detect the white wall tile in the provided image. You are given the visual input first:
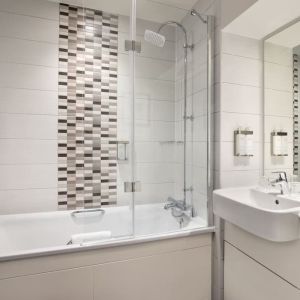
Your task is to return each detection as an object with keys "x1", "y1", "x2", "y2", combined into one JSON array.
[
  {"x1": 135, "y1": 120, "x2": 175, "y2": 142},
  {"x1": 222, "y1": 32, "x2": 262, "y2": 60},
  {"x1": 219, "y1": 83, "x2": 261, "y2": 114},
  {"x1": 0, "y1": 1, "x2": 59, "y2": 213},
  {"x1": 136, "y1": 163, "x2": 175, "y2": 184},
  {"x1": 118, "y1": 53, "x2": 175, "y2": 81},
  {"x1": 264, "y1": 62, "x2": 293, "y2": 92},
  {"x1": 0, "y1": 165, "x2": 57, "y2": 190},
  {"x1": 134, "y1": 183, "x2": 174, "y2": 204},
  {"x1": 264, "y1": 89, "x2": 293, "y2": 117},
  {"x1": 0, "y1": 62, "x2": 58, "y2": 91},
  {"x1": 0, "y1": 11, "x2": 58, "y2": 44},
  {"x1": 191, "y1": 141, "x2": 207, "y2": 168},
  {"x1": 0, "y1": 114, "x2": 57, "y2": 139},
  {"x1": 0, "y1": 37, "x2": 58, "y2": 67},
  {"x1": 191, "y1": 116, "x2": 208, "y2": 142},
  {"x1": 221, "y1": 54, "x2": 262, "y2": 87},
  {"x1": 264, "y1": 42, "x2": 293, "y2": 66},
  {"x1": 192, "y1": 88, "x2": 207, "y2": 118},
  {"x1": 118, "y1": 97, "x2": 174, "y2": 122},
  {"x1": 217, "y1": 170, "x2": 260, "y2": 188},
  {"x1": 0, "y1": 139, "x2": 57, "y2": 165},
  {"x1": 0, "y1": 88, "x2": 57, "y2": 115},
  {"x1": 135, "y1": 142, "x2": 175, "y2": 163},
  {"x1": 0, "y1": 0, "x2": 59, "y2": 20},
  {"x1": 193, "y1": 192, "x2": 208, "y2": 220},
  {"x1": 192, "y1": 166, "x2": 207, "y2": 194},
  {"x1": 0, "y1": 188, "x2": 57, "y2": 214},
  {"x1": 118, "y1": 75, "x2": 175, "y2": 101}
]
